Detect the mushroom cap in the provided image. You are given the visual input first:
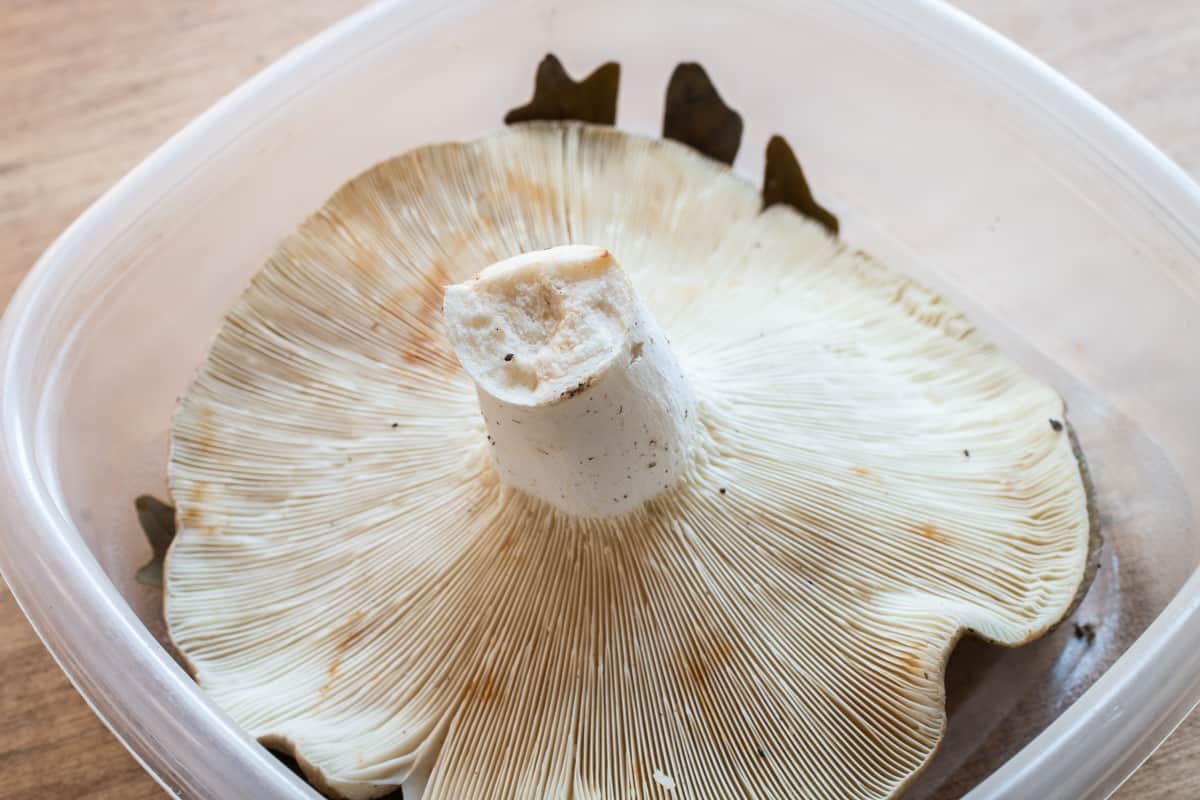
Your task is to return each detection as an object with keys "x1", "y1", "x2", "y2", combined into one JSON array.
[{"x1": 165, "y1": 123, "x2": 1094, "y2": 800}]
